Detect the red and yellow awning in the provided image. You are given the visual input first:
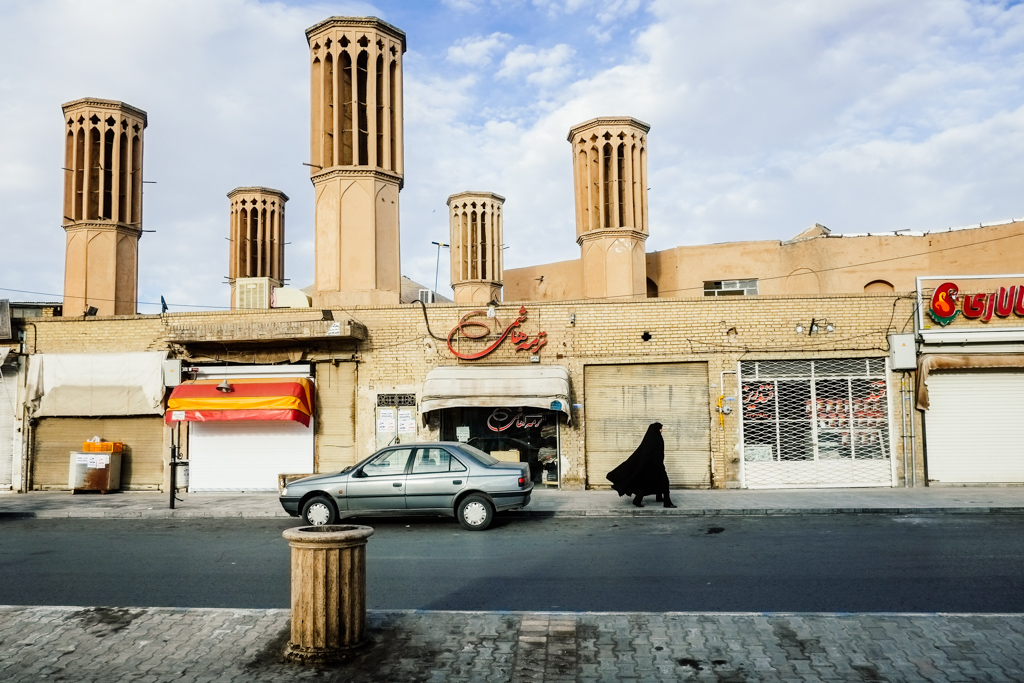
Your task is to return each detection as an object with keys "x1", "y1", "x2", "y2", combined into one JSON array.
[{"x1": 165, "y1": 377, "x2": 314, "y2": 427}]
